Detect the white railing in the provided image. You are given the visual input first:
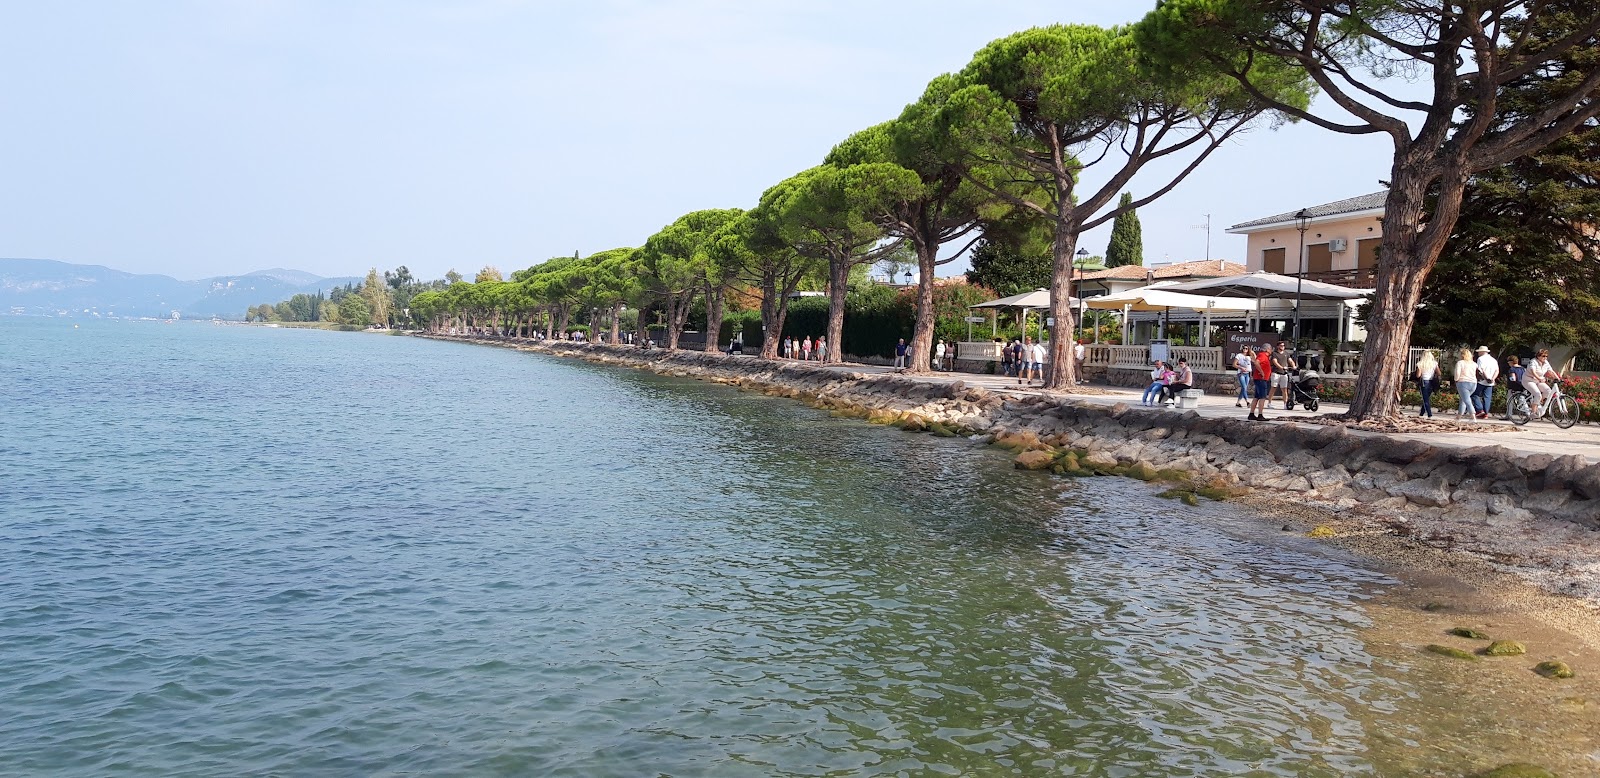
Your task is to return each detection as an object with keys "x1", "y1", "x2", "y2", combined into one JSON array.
[{"x1": 1173, "y1": 347, "x2": 1224, "y2": 373}]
